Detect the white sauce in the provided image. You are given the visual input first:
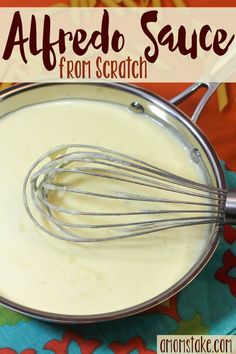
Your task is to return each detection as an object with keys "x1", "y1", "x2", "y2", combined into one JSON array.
[{"x1": 0, "y1": 99, "x2": 211, "y2": 315}]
